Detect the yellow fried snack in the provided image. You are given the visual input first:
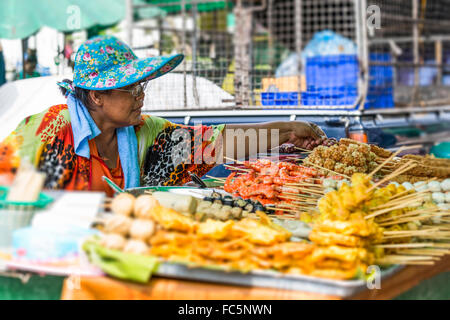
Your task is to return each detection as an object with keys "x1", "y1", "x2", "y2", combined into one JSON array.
[
  {"x1": 150, "y1": 205, "x2": 197, "y2": 233},
  {"x1": 309, "y1": 230, "x2": 366, "y2": 247},
  {"x1": 309, "y1": 267, "x2": 360, "y2": 280},
  {"x1": 314, "y1": 219, "x2": 374, "y2": 237},
  {"x1": 196, "y1": 219, "x2": 234, "y2": 240},
  {"x1": 231, "y1": 218, "x2": 291, "y2": 245},
  {"x1": 309, "y1": 245, "x2": 369, "y2": 264}
]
